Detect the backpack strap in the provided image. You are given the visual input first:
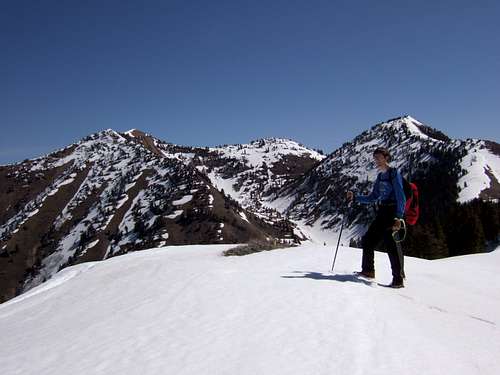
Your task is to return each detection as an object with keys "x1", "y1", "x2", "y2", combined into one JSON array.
[
  {"x1": 388, "y1": 167, "x2": 397, "y2": 185},
  {"x1": 389, "y1": 167, "x2": 407, "y2": 199}
]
